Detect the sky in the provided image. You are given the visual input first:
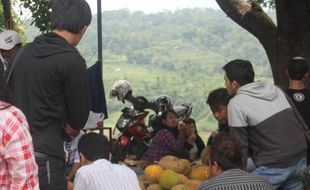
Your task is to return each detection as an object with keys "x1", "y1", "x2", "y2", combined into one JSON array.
[{"x1": 87, "y1": 0, "x2": 220, "y2": 14}]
